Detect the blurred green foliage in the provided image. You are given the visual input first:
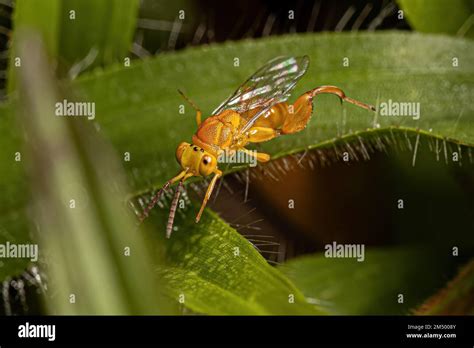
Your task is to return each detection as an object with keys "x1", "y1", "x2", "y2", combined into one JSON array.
[
  {"x1": 398, "y1": 0, "x2": 474, "y2": 38},
  {"x1": 8, "y1": 0, "x2": 139, "y2": 91}
]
